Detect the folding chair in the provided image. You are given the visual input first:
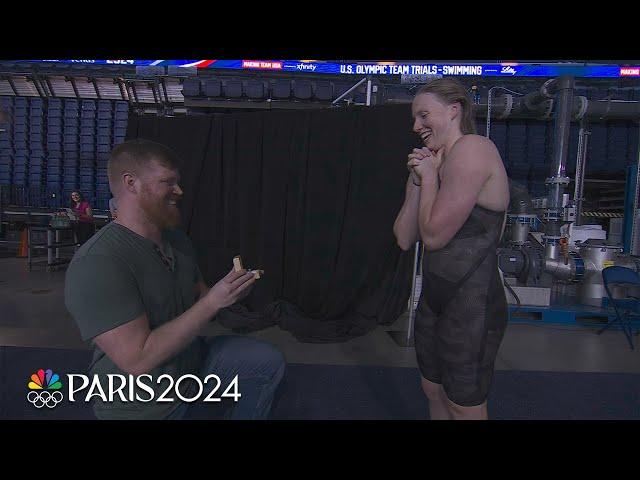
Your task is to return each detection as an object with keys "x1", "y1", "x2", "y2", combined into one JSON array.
[{"x1": 600, "y1": 266, "x2": 640, "y2": 350}]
